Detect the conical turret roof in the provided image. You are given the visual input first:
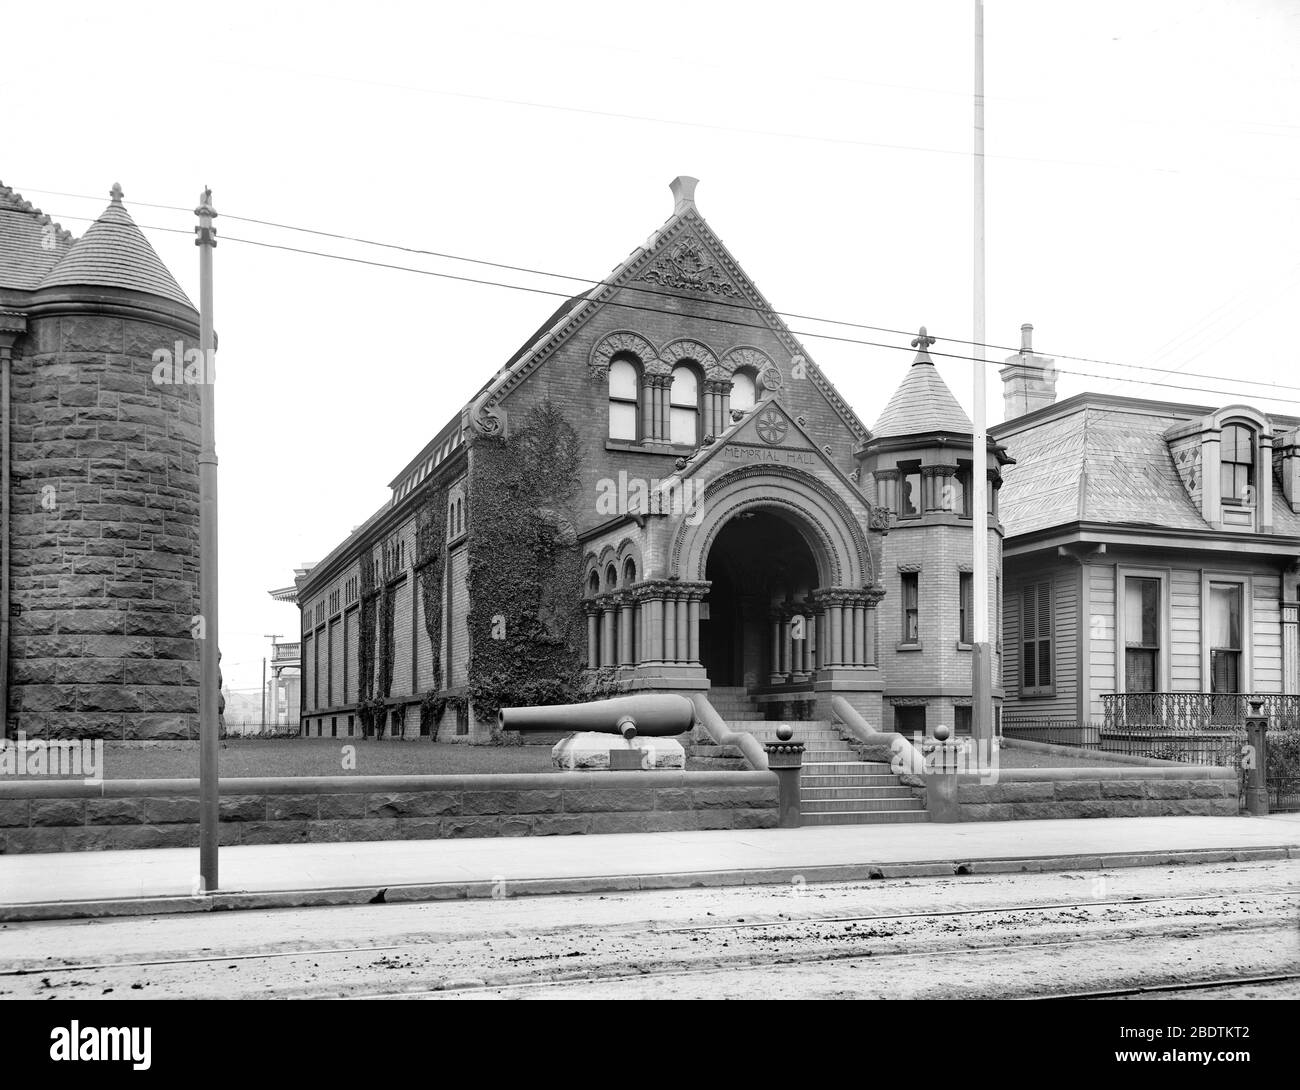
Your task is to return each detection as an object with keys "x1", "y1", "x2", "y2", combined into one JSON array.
[
  {"x1": 39, "y1": 183, "x2": 193, "y2": 308},
  {"x1": 873, "y1": 328, "x2": 973, "y2": 438}
]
